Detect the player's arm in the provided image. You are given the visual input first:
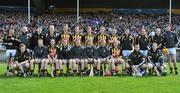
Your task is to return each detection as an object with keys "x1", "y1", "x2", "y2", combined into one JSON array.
[
  {"x1": 157, "y1": 43, "x2": 162, "y2": 49},
  {"x1": 42, "y1": 47, "x2": 48, "y2": 59},
  {"x1": 14, "y1": 52, "x2": 19, "y2": 63},
  {"x1": 174, "y1": 33, "x2": 179, "y2": 45},
  {"x1": 158, "y1": 50, "x2": 163, "y2": 59},
  {"x1": 70, "y1": 47, "x2": 74, "y2": 59},
  {"x1": 0, "y1": 34, "x2": 3, "y2": 42},
  {"x1": 83, "y1": 48, "x2": 88, "y2": 59},
  {"x1": 128, "y1": 53, "x2": 134, "y2": 65},
  {"x1": 147, "y1": 51, "x2": 152, "y2": 59},
  {"x1": 80, "y1": 48, "x2": 84, "y2": 59},
  {"x1": 26, "y1": 50, "x2": 31, "y2": 60},
  {"x1": 47, "y1": 48, "x2": 51, "y2": 60}
]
